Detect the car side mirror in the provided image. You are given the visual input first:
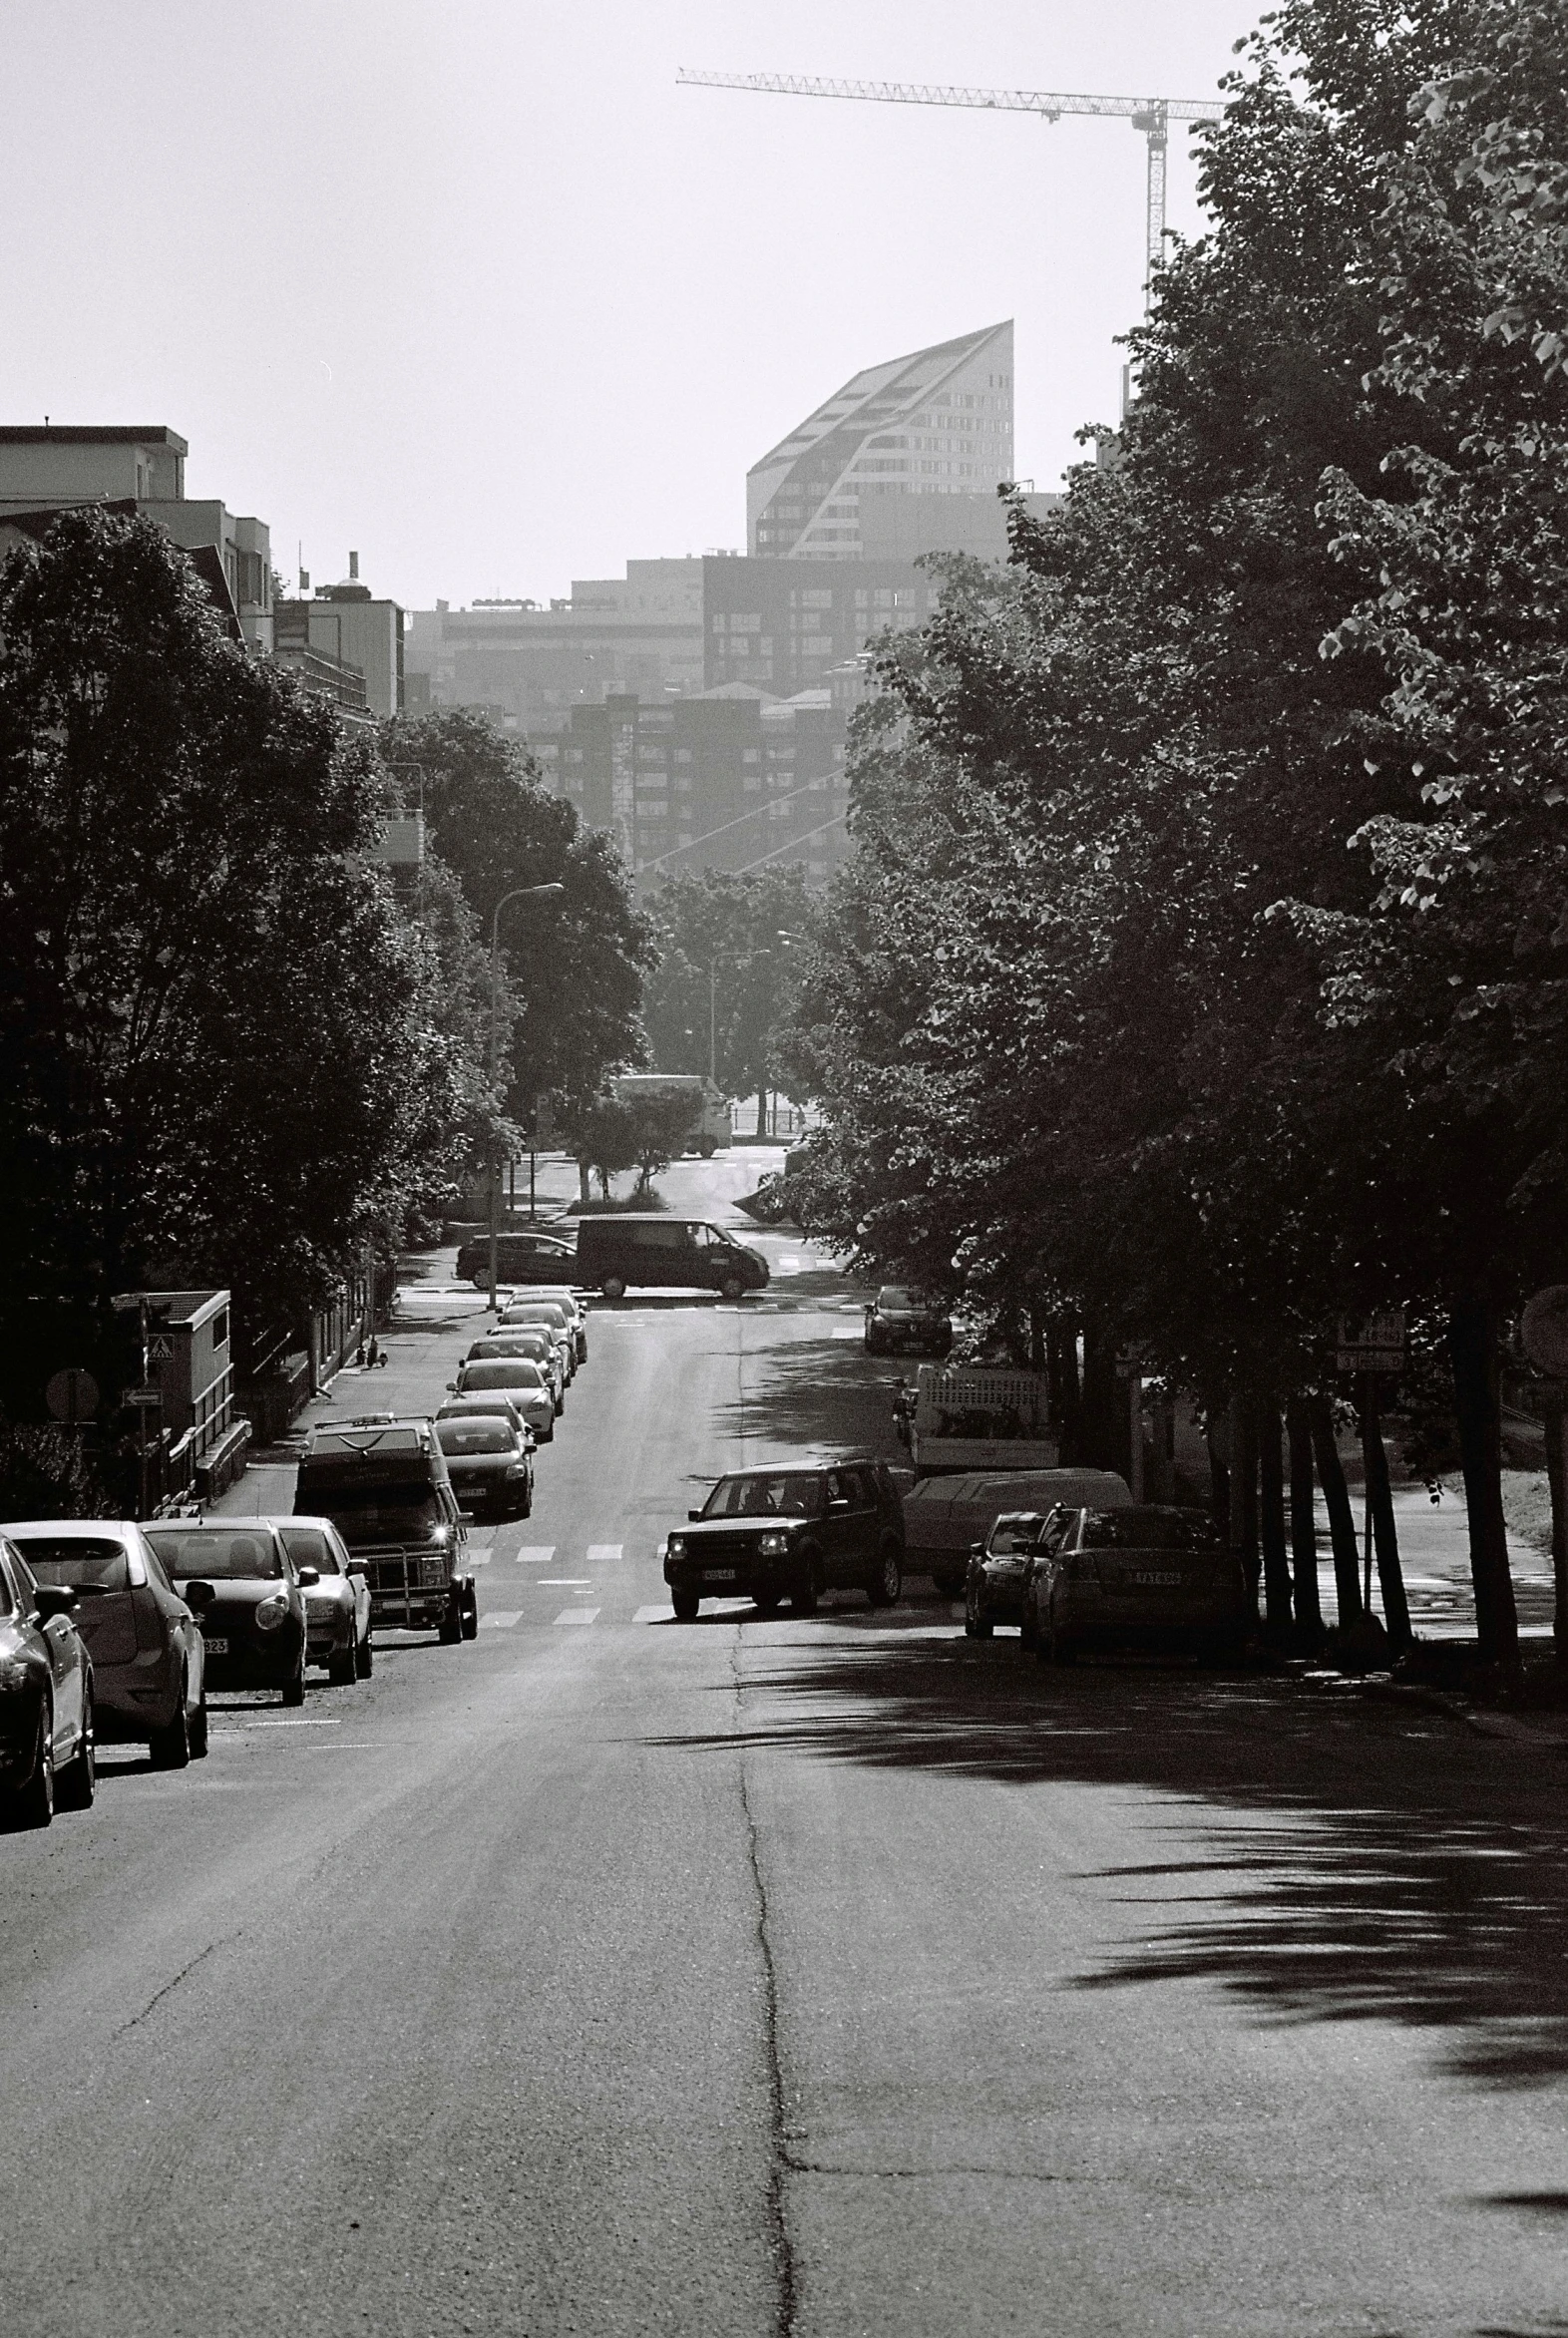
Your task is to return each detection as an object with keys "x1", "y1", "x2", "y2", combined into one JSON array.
[
  {"x1": 446, "y1": 1381, "x2": 457, "y2": 1392},
  {"x1": 33, "y1": 1583, "x2": 77, "y2": 1619},
  {"x1": 296, "y1": 1565, "x2": 320, "y2": 1588},
  {"x1": 970, "y1": 1542, "x2": 983, "y2": 1557},
  {"x1": 688, "y1": 1509, "x2": 703, "y2": 1522},
  {"x1": 184, "y1": 1578, "x2": 215, "y2": 1613}
]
